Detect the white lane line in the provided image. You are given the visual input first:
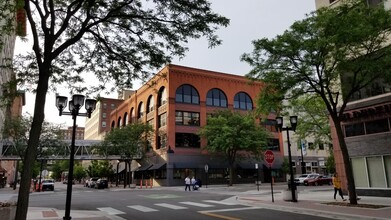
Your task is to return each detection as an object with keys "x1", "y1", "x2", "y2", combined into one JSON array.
[
  {"x1": 155, "y1": 203, "x2": 188, "y2": 210},
  {"x1": 200, "y1": 206, "x2": 262, "y2": 213},
  {"x1": 97, "y1": 207, "x2": 125, "y2": 215},
  {"x1": 127, "y1": 205, "x2": 158, "y2": 212},
  {"x1": 179, "y1": 201, "x2": 215, "y2": 207},
  {"x1": 203, "y1": 200, "x2": 237, "y2": 205}
]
